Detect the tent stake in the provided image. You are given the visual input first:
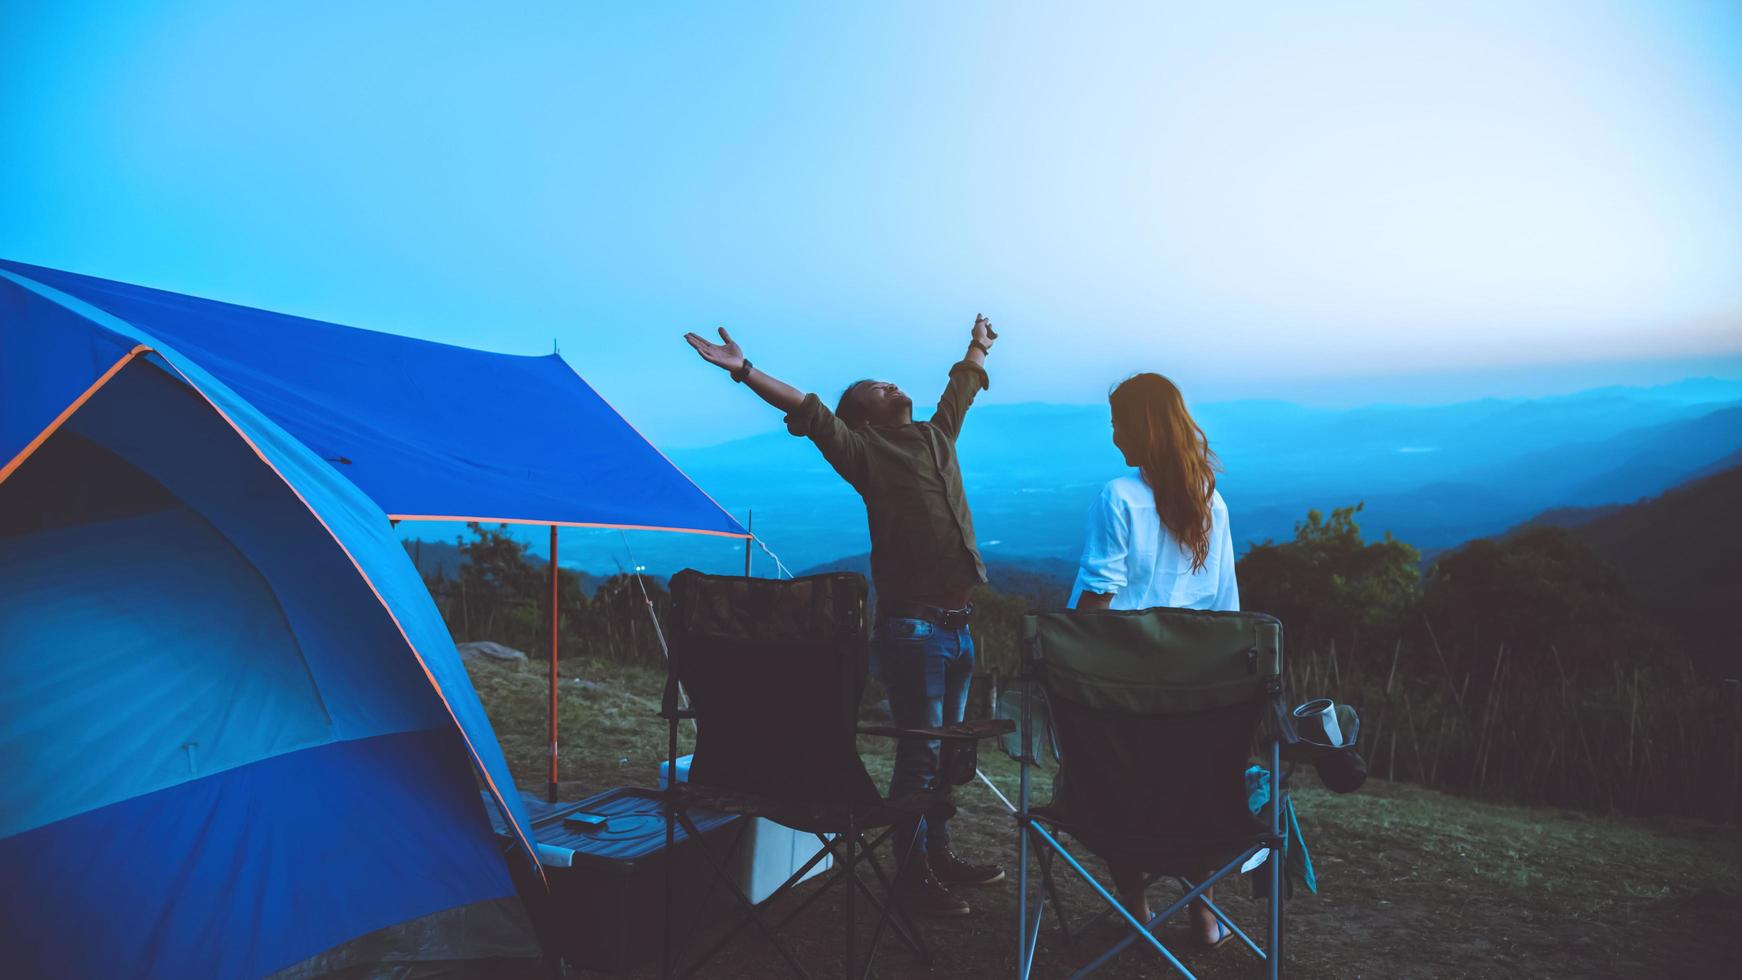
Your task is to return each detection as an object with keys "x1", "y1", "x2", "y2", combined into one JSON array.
[{"x1": 549, "y1": 524, "x2": 560, "y2": 804}]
